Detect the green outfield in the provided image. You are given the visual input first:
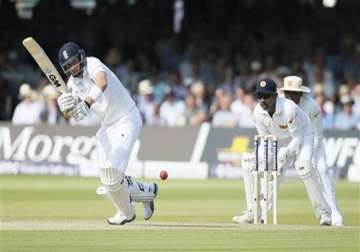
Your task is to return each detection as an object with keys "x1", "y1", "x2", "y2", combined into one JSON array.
[{"x1": 0, "y1": 175, "x2": 359, "y2": 251}]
